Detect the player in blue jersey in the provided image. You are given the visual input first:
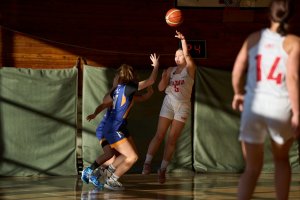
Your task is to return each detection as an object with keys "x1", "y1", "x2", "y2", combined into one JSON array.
[
  {"x1": 82, "y1": 53, "x2": 159, "y2": 190},
  {"x1": 82, "y1": 86, "x2": 153, "y2": 188}
]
